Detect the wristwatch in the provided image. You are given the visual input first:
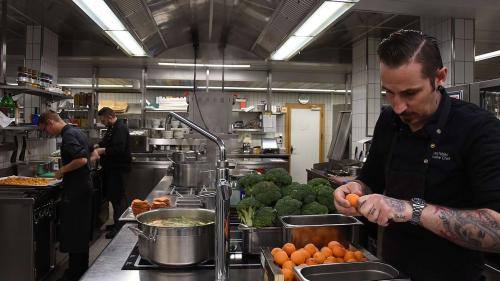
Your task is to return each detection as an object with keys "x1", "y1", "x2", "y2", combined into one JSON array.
[{"x1": 410, "y1": 197, "x2": 427, "y2": 225}]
